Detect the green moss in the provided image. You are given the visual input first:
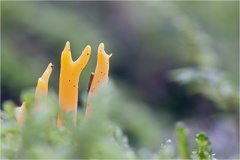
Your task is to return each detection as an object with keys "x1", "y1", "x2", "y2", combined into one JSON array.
[{"x1": 1, "y1": 84, "x2": 217, "y2": 159}]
